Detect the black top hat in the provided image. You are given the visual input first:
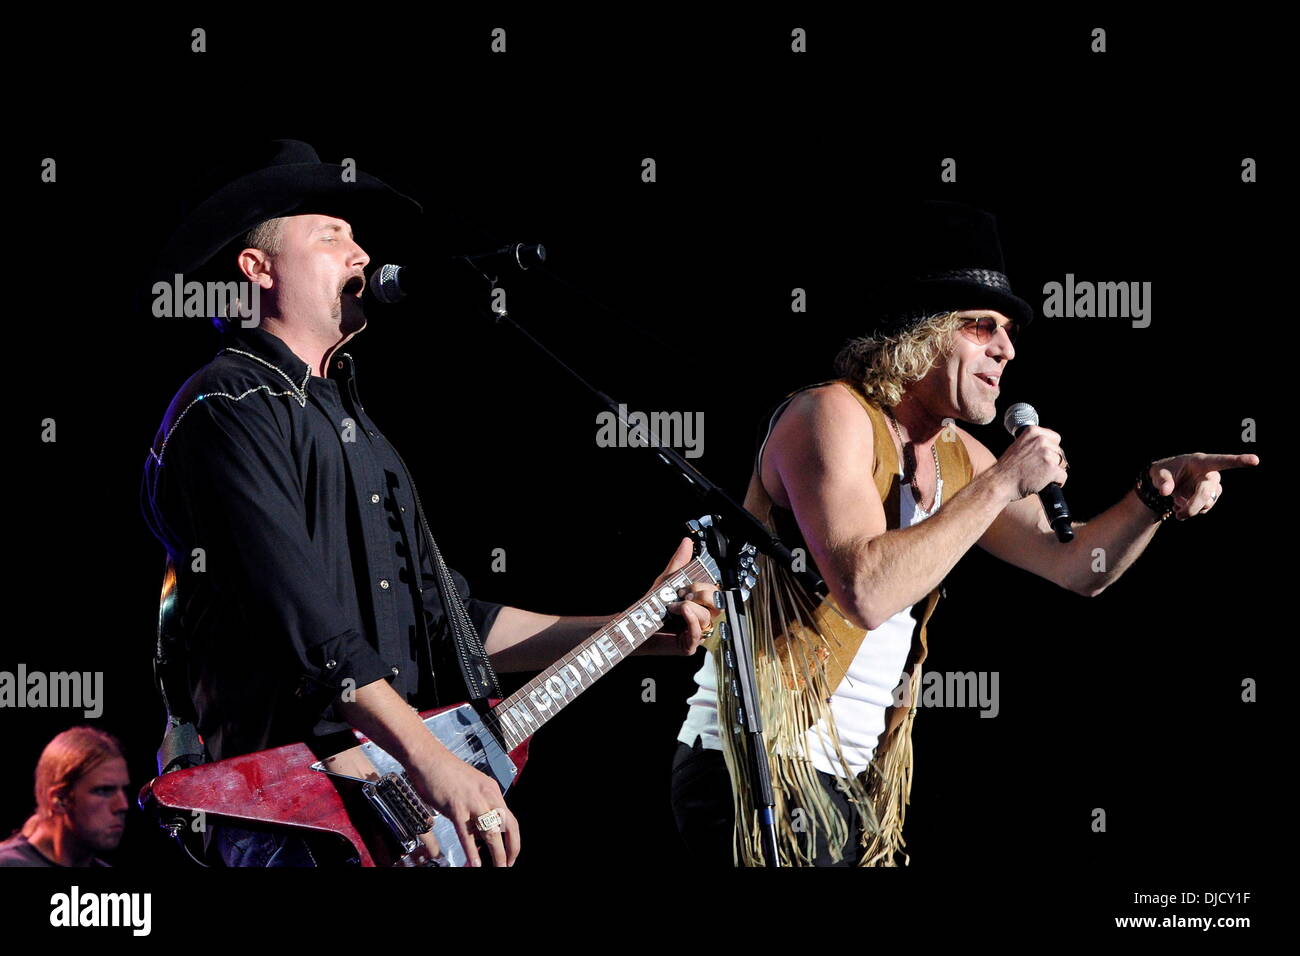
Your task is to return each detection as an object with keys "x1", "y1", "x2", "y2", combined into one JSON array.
[
  {"x1": 150, "y1": 139, "x2": 423, "y2": 284},
  {"x1": 865, "y1": 200, "x2": 1034, "y2": 334}
]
